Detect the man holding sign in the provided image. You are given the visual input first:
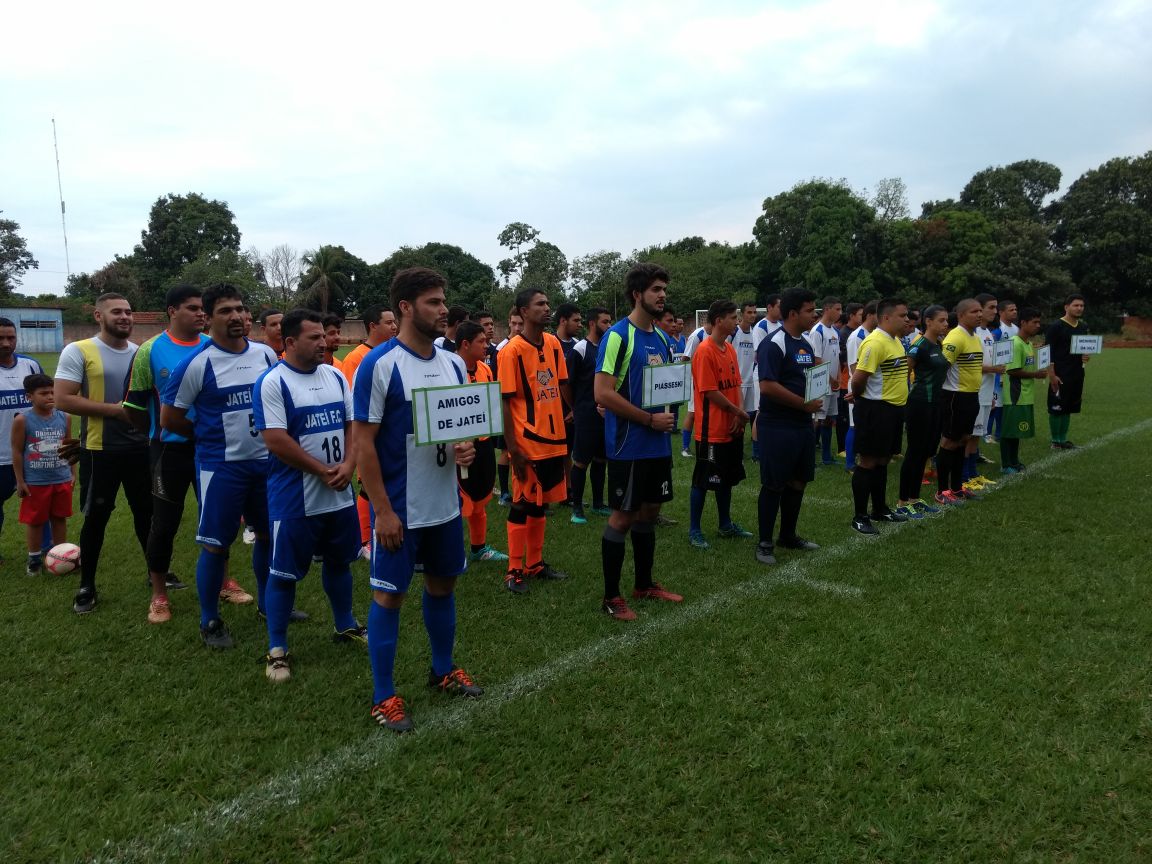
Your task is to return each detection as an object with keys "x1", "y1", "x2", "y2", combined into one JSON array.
[
  {"x1": 594, "y1": 263, "x2": 682, "y2": 620},
  {"x1": 497, "y1": 287, "x2": 572, "y2": 594},
  {"x1": 352, "y1": 268, "x2": 482, "y2": 733},
  {"x1": 849, "y1": 298, "x2": 911, "y2": 535},
  {"x1": 754, "y1": 288, "x2": 822, "y2": 566},
  {"x1": 1045, "y1": 293, "x2": 1091, "y2": 449}
]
